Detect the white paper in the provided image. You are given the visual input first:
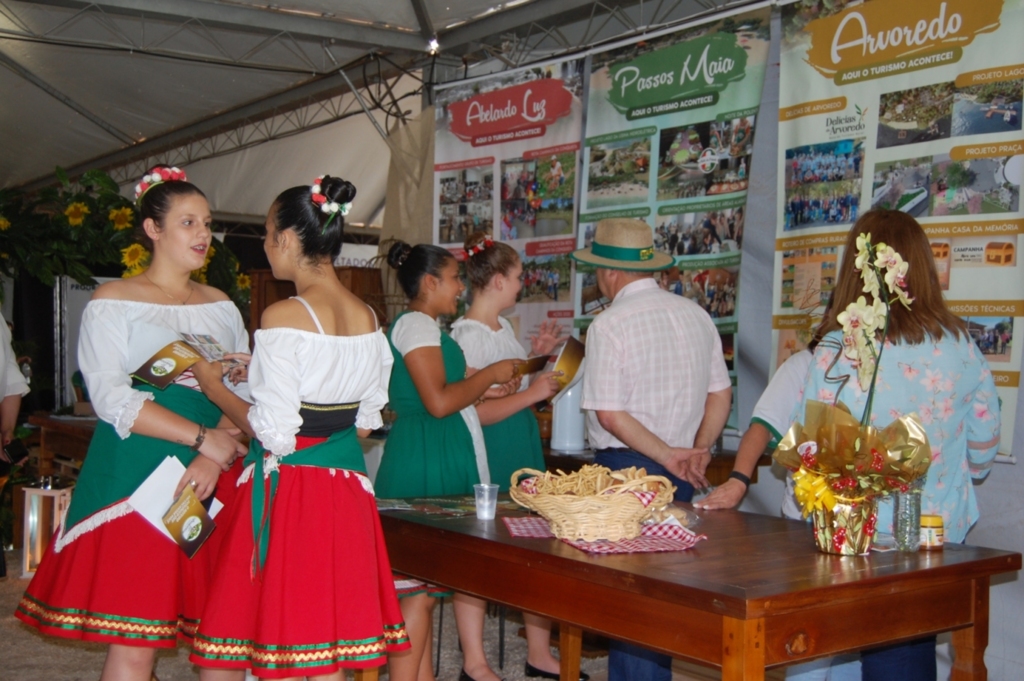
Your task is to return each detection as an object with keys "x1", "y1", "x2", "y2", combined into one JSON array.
[{"x1": 127, "y1": 456, "x2": 224, "y2": 542}]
